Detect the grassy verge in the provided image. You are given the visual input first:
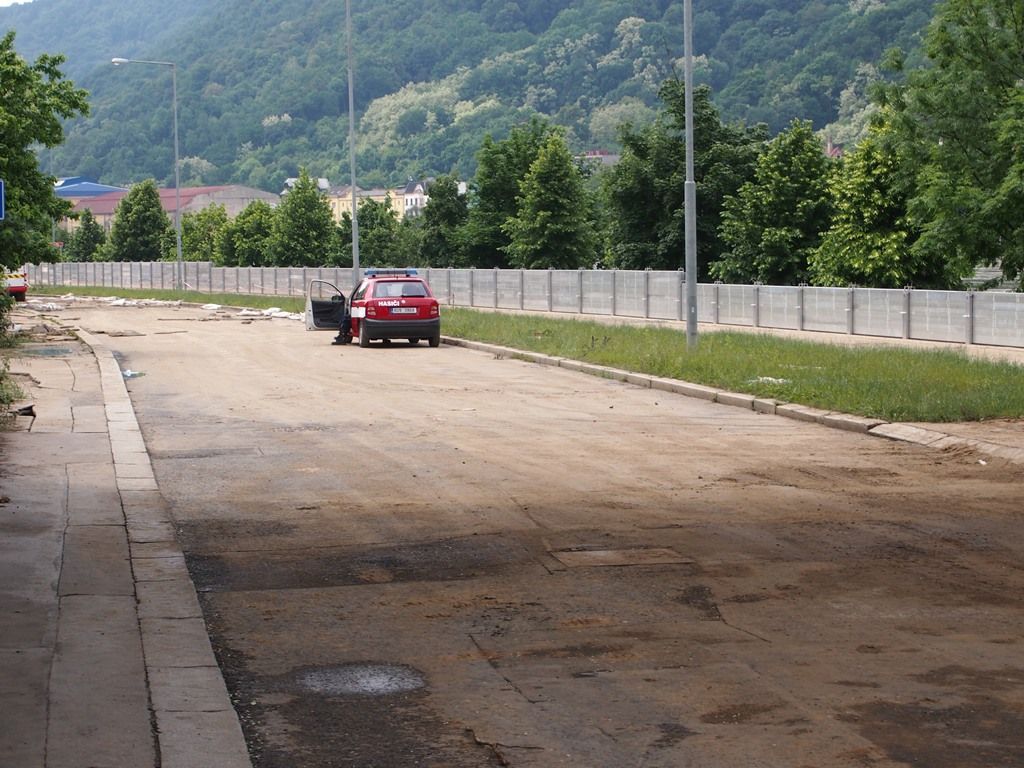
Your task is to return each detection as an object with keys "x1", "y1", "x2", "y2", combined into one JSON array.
[{"x1": 32, "y1": 286, "x2": 1024, "y2": 422}]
